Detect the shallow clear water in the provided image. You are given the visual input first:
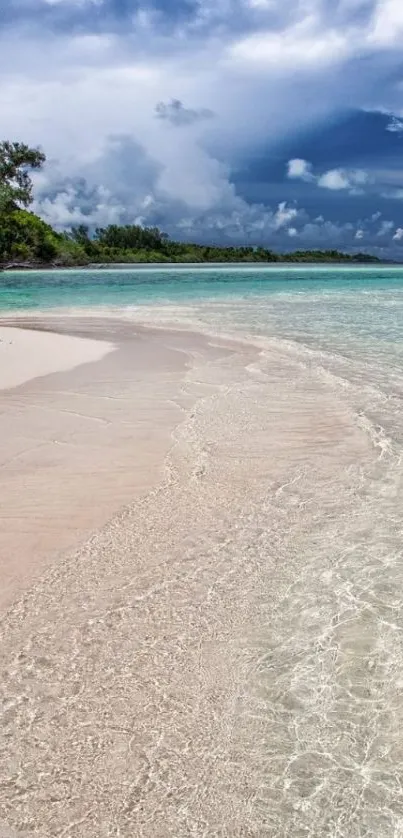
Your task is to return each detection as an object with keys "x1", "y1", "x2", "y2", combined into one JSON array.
[
  {"x1": 4, "y1": 265, "x2": 403, "y2": 463},
  {"x1": 2, "y1": 264, "x2": 403, "y2": 350},
  {"x1": 3, "y1": 264, "x2": 403, "y2": 405},
  {"x1": 3, "y1": 265, "x2": 403, "y2": 835}
]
